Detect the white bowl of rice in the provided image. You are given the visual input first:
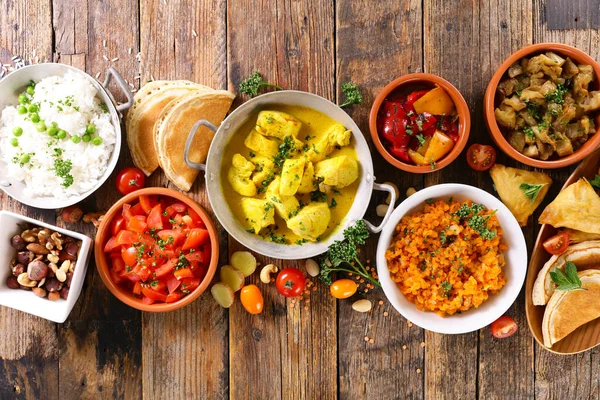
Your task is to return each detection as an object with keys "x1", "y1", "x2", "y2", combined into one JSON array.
[{"x1": 0, "y1": 63, "x2": 133, "y2": 209}]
